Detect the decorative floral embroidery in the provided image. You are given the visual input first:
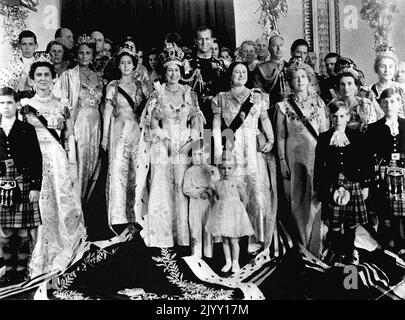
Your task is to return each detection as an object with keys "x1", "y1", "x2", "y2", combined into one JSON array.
[
  {"x1": 52, "y1": 247, "x2": 117, "y2": 299},
  {"x1": 152, "y1": 248, "x2": 234, "y2": 300},
  {"x1": 285, "y1": 102, "x2": 321, "y2": 124}
]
